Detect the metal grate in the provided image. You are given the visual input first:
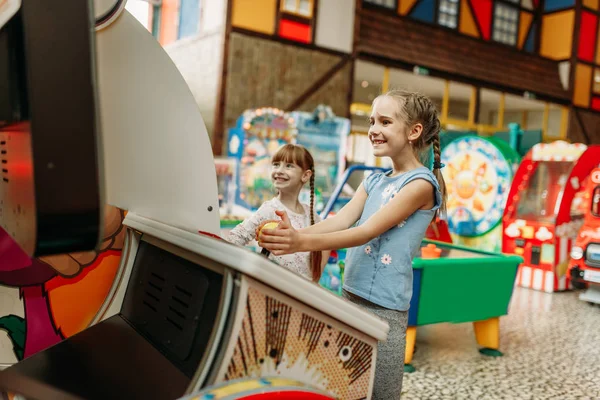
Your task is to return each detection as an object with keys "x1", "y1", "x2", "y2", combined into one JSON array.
[{"x1": 121, "y1": 240, "x2": 225, "y2": 378}]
